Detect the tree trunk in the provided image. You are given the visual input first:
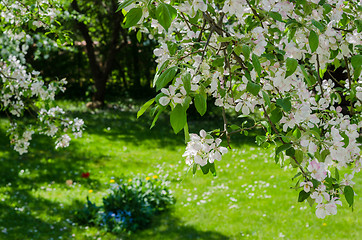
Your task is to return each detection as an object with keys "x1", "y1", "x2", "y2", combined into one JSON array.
[{"x1": 71, "y1": 0, "x2": 122, "y2": 107}]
